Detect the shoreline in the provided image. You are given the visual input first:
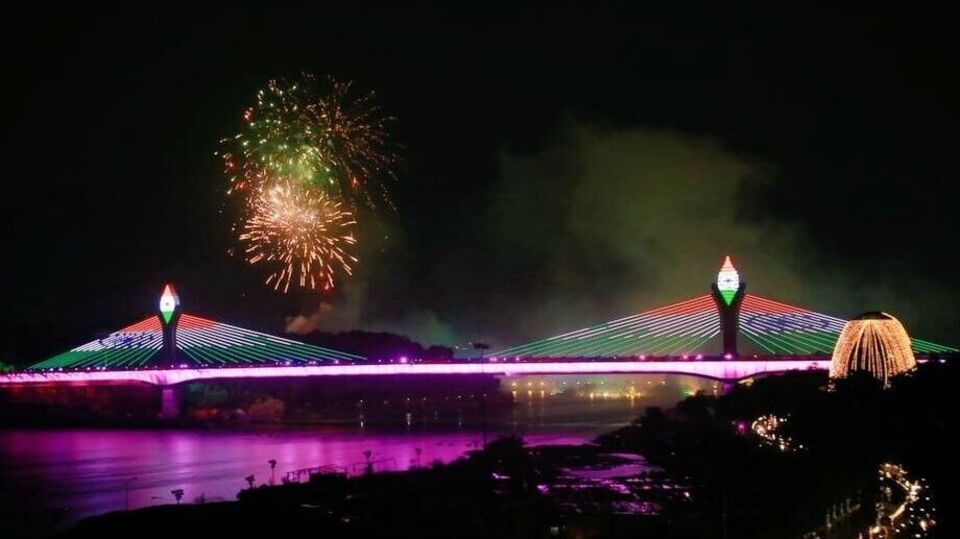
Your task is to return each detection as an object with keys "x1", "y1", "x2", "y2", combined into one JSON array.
[{"x1": 57, "y1": 363, "x2": 958, "y2": 538}]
